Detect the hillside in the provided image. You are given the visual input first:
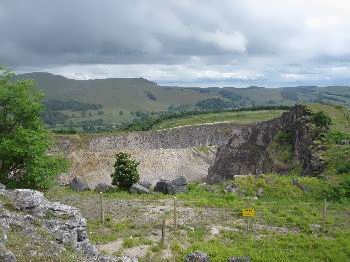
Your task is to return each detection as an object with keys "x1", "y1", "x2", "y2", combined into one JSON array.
[{"x1": 17, "y1": 73, "x2": 350, "y2": 132}]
